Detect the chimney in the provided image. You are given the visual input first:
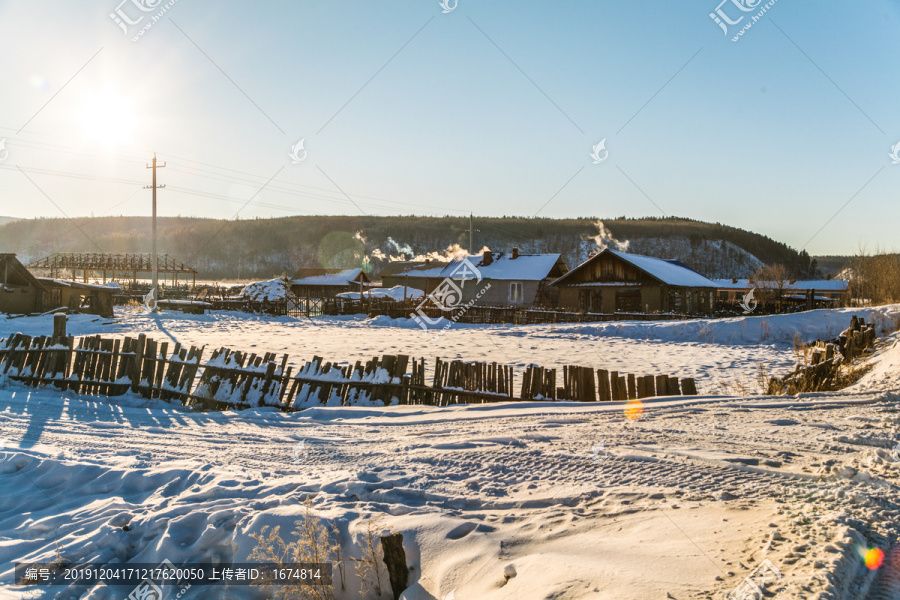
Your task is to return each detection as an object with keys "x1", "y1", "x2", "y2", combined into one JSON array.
[
  {"x1": 511, "y1": 248, "x2": 519, "y2": 259},
  {"x1": 482, "y1": 250, "x2": 493, "y2": 266}
]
